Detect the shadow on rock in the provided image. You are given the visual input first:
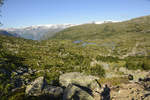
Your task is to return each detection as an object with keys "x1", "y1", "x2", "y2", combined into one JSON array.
[{"x1": 72, "y1": 83, "x2": 93, "y2": 96}]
